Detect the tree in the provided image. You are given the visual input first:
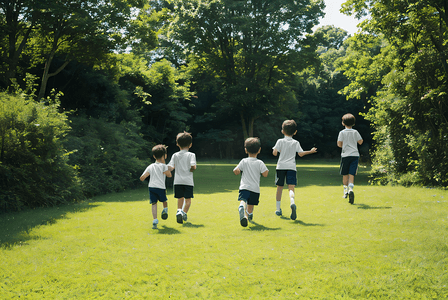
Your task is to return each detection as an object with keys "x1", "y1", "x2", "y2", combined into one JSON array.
[
  {"x1": 160, "y1": 0, "x2": 324, "y2": 140},
  {"x1": 0, "y1": 0, "x2": 159, "y2": 98},
  {"x1": 340, "y1": 0, "x2": 448, "y2": 186}
]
